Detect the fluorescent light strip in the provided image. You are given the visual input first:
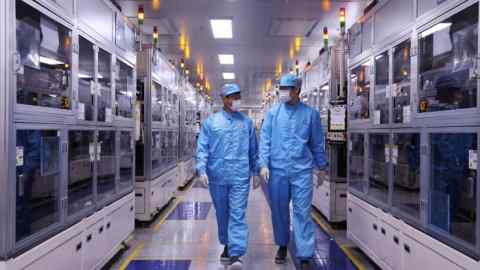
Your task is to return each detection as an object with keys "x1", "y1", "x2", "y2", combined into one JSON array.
[
  {"x1": 210, "y1": 19, "x2": 233, "y2": 39},
  {"x1": 222, "y1": 72, "x2": 235, "y2": 80},
  {"x1": 219, "y1": 54, "x2": 234, "y2": 65},
  {"x1": 421, "y1": 23, "x2": 452, "y2": 38},
  {"x1": 39, "y1": 56, "x2": 64, "y2": 65}
]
